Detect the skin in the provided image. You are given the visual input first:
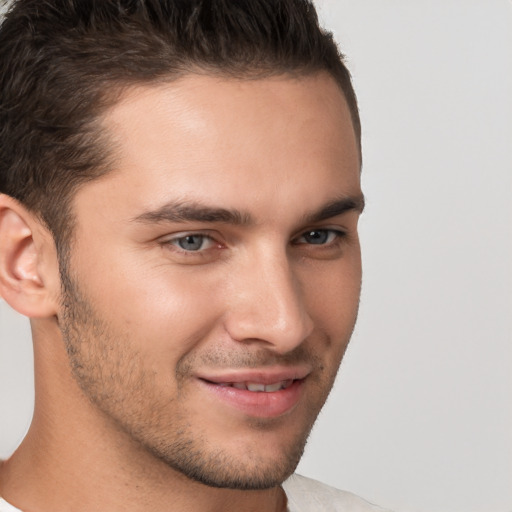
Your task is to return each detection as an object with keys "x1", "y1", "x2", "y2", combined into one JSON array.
[{"x1": 0, "y1": 72, "x2": 363, "y2": 512}]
